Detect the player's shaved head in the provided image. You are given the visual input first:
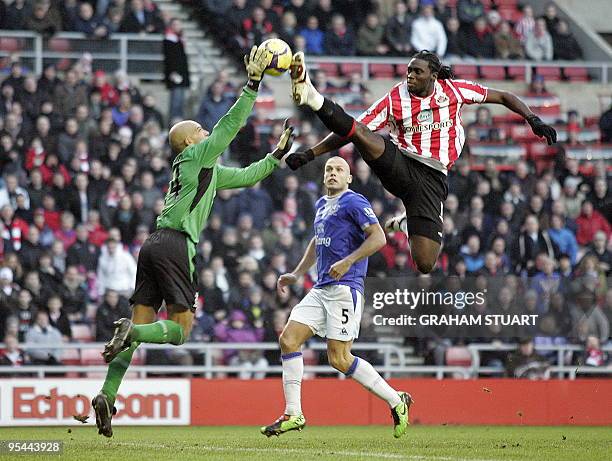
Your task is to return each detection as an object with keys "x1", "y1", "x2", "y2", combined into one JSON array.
[
  {"x1": 324, "y1": 156, "x2": 352, "y2": 196},
  {"x1": 168, "y1": 120, "x2": 209, "y2": 154}
]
